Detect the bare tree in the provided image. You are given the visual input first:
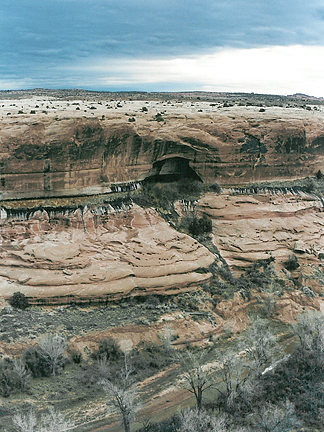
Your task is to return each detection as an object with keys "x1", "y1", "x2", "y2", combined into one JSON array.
[
  {"x1": 179, "y1": 408, "x2": 227, "y2": 432},
  {"x1": 215, "y1": 351, "x2": 259, "y2": 412},
  {"x1": 96, "y1": 354, "x2": 111, "y2": 379},
  {"x1": 11, "y1": 410, "x2": 37, "y2": 432},
  {"x1": 37, "y1": 334, "x2": 67, "y2": 377},
  {"x1": 100, "y1": 353, "x2": 140, "y2": 432},
  {"x1": 176, "y1": 350, "x2": 214, "y2": 411},
  {"x1": 158, "y1": 326, "x2": 174, "y2": 353},
  {"x1": 10, "y1": 407, "x2": 74, "y2": 432},
  {"x1": 39, "y1": 406, "x2": 75, "y2": 432},
  {"x1": 291, "y1": 310, "x2": 324, "y2": 354},
  {"x1": 249, "y1": 400, "x2": 302, "y2": 432},
  {"x1": 241, "y1": 318, "x2": 278, "y2": 375},
  {"x1": 13, "y1": 357, "x2": 31, "y2": 391}
]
